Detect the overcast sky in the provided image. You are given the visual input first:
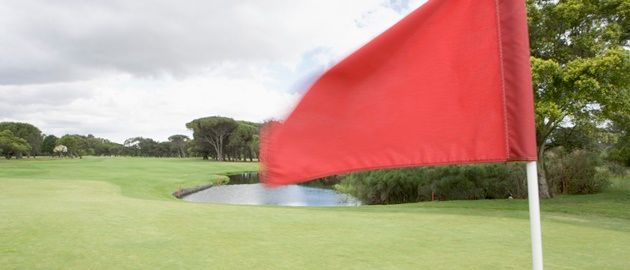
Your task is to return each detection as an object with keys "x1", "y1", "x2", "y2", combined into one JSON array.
[{"x1": 0, "y1": 0, "x2": 426, "y2": 143}]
